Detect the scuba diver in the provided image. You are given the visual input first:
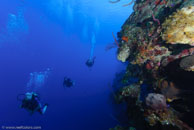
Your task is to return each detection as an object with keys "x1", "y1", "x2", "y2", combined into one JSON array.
[
  {"x1": 18, "y1": 92, "x2": 48, "y2": 115},
  {"x1": 85, "y1": 56, "x2": 96, "y2": 68},
  {"x1": 63, "y1": 77, "x2": 75, "y2": 88},
  {"x1": 86, "y1": 32, "x2": 96, "y2": 68}
]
